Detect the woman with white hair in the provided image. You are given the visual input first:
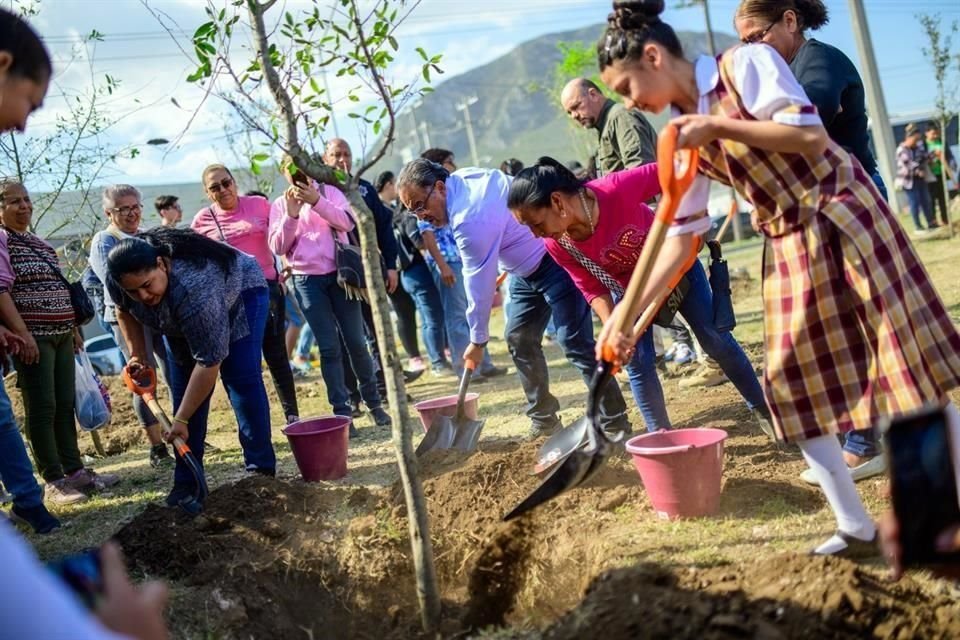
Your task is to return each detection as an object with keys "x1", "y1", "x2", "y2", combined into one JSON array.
[{"x1": 88, "y1": 184, "x2": 173, "y2": 468}]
